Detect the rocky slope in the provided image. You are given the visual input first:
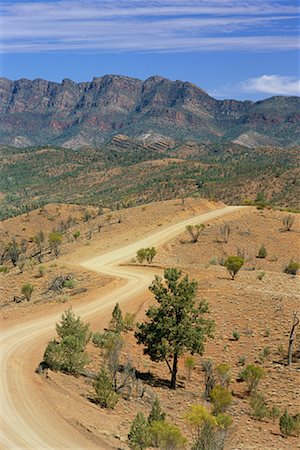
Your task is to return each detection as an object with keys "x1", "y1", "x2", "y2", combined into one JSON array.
[{"x1": 0, "y1": 75, "x2": 299, "y2": 148}]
